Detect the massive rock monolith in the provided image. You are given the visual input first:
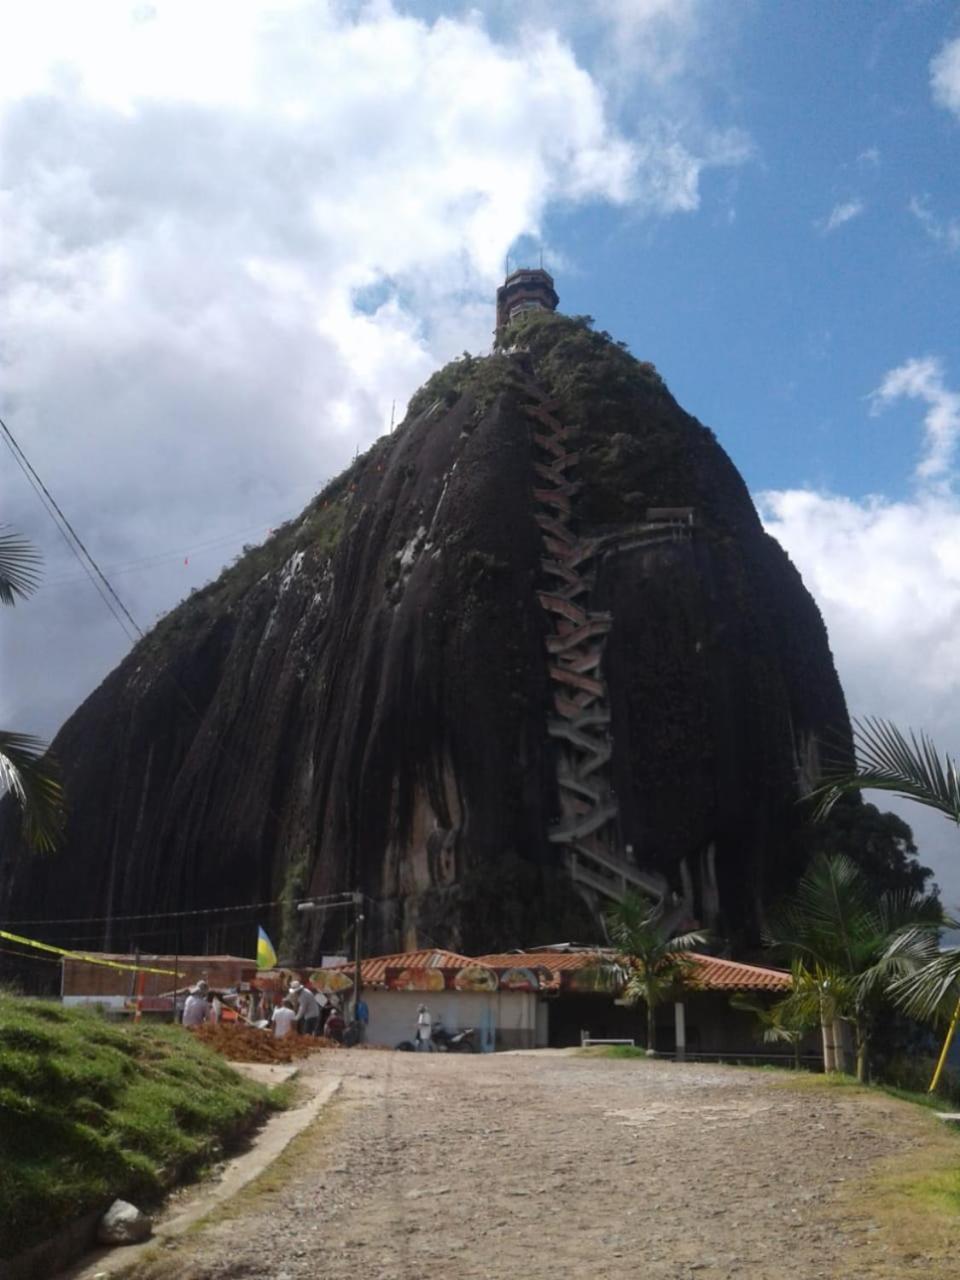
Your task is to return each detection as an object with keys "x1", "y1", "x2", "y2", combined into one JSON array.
[{"x1": 0, "y1": 312, "x2": 851, "y2": 964}]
